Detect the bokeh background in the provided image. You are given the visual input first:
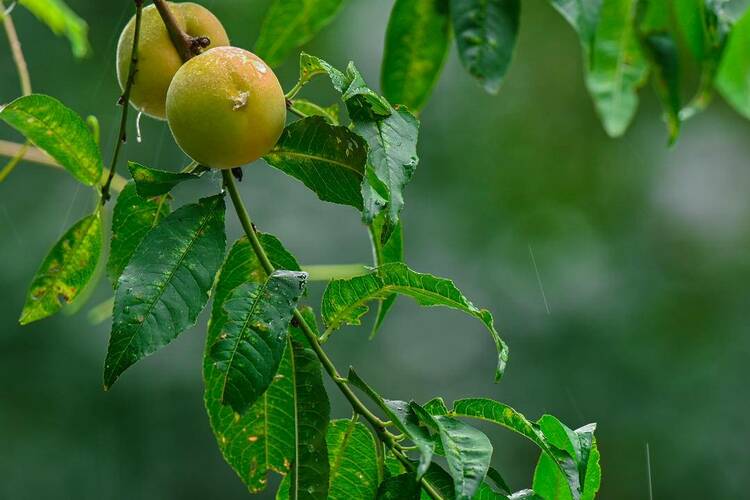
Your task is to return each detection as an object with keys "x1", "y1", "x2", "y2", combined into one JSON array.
[{"x1": 2, "y1": 1, "x2": 749, "y2": 498}]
